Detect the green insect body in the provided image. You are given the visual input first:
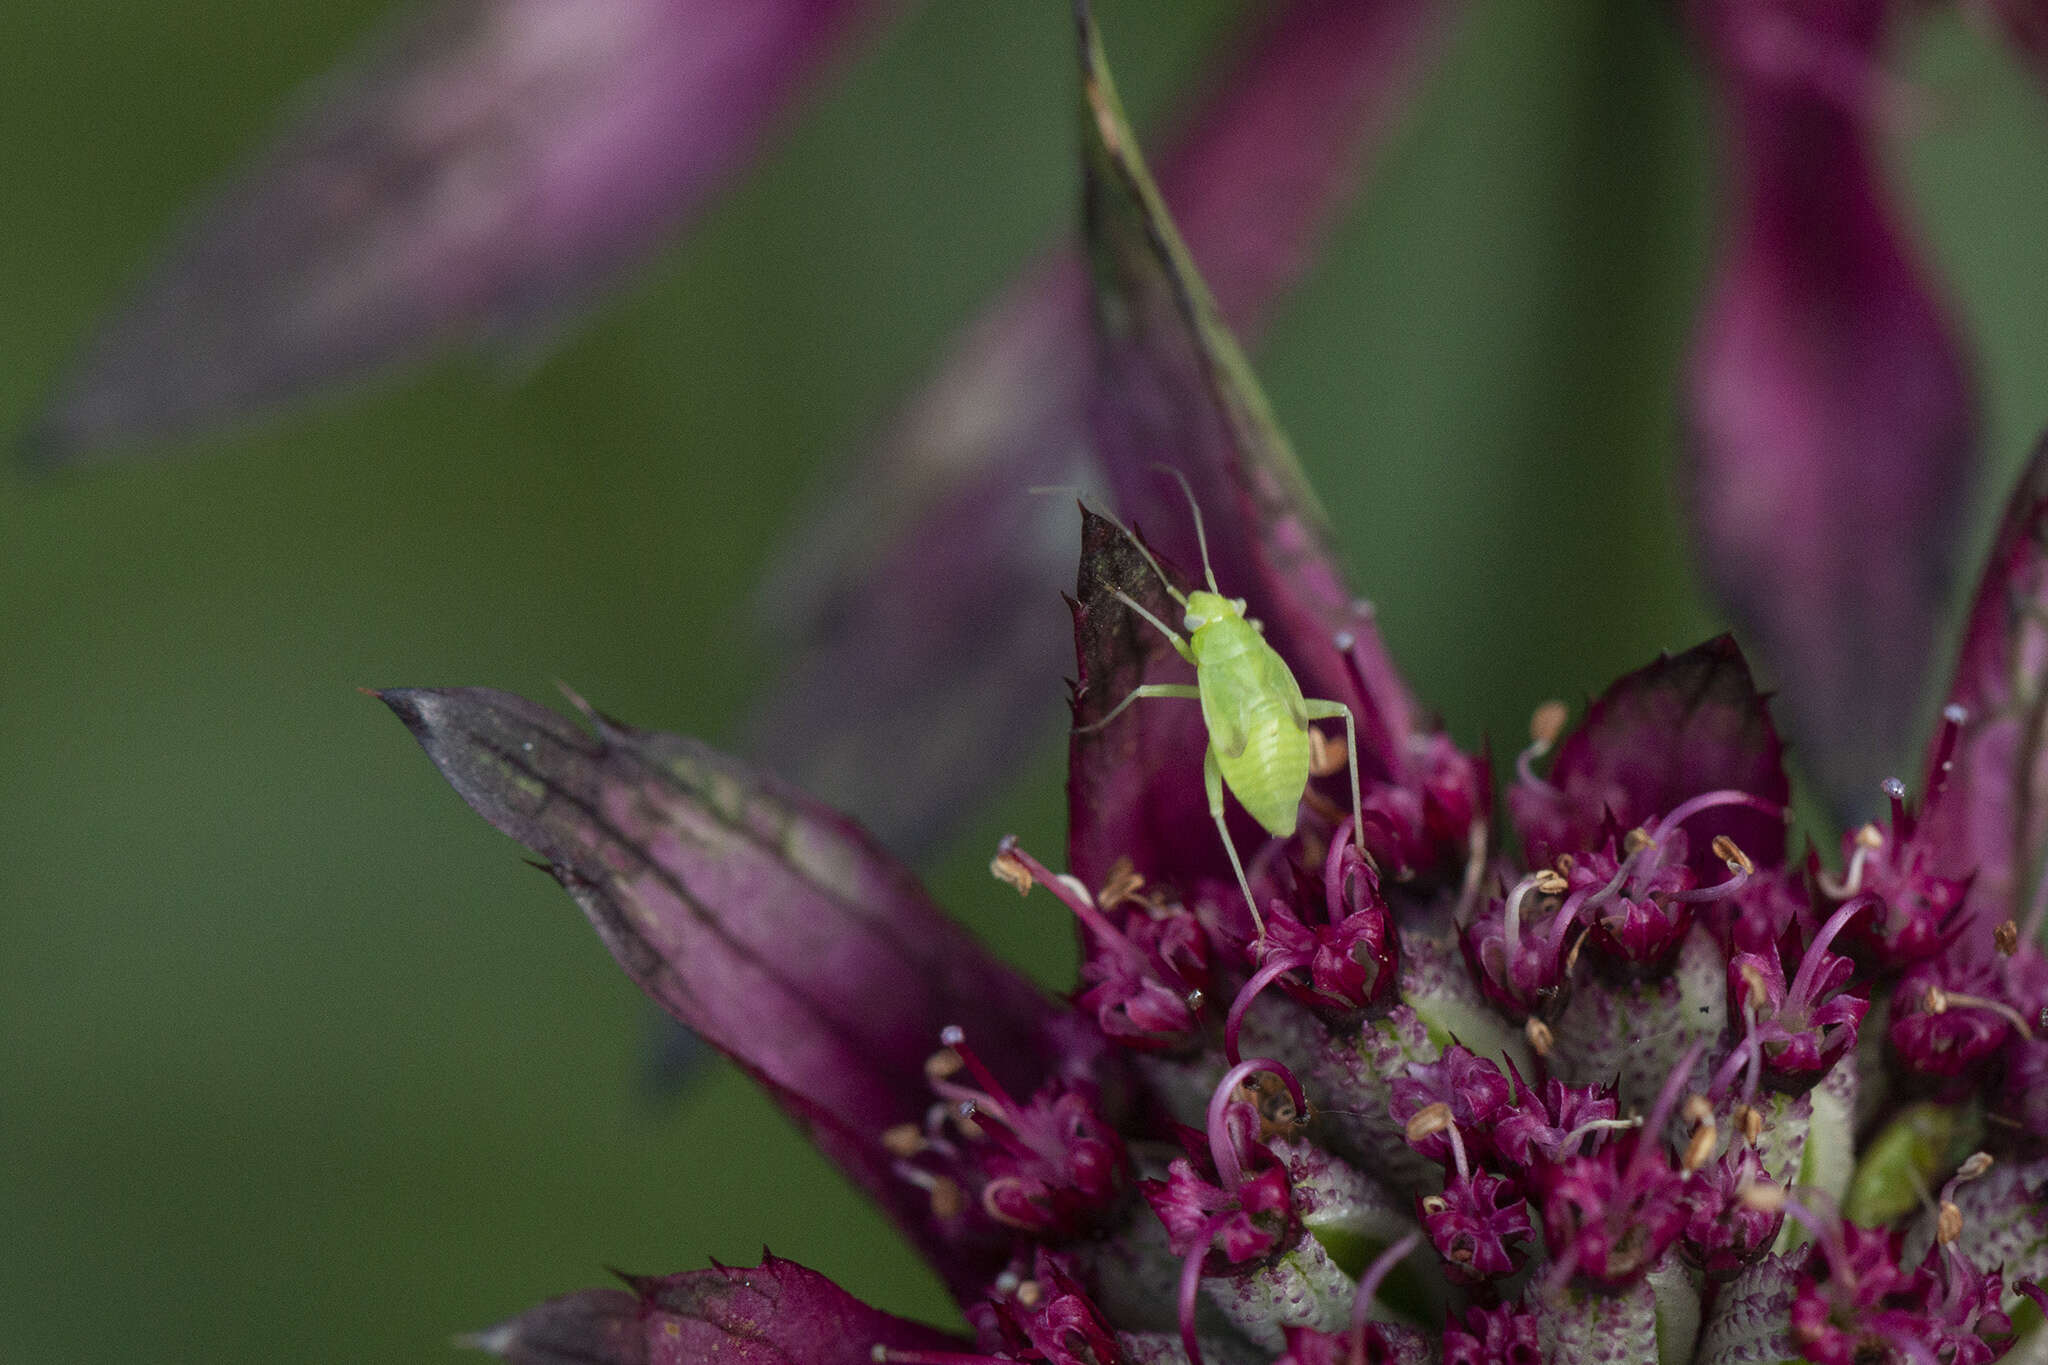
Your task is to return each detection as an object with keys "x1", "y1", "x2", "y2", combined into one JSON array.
[
  {"x1": 1187, "y1": 589, "x2": 1311, "y2": 839},
  {"x1": 1077, "y1": 474, "x2": 1364, "y2": 946}
]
